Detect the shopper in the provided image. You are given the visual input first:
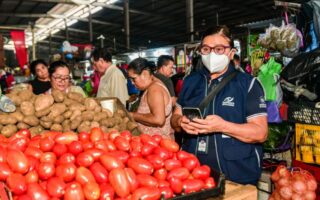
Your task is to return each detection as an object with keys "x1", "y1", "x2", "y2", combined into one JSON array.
[
  {"x1": 171, "y1": 25, "x2": 268, "y2": 185},
  {"x1": 128, "y1": 58, "x2": 174, "y2": 140},
  {"x1": 28, "y1": 59, "x2": 51, "y2": 95},
  {"x1": 91, "y1": 48, "x2": 129, "y2": 105}
]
